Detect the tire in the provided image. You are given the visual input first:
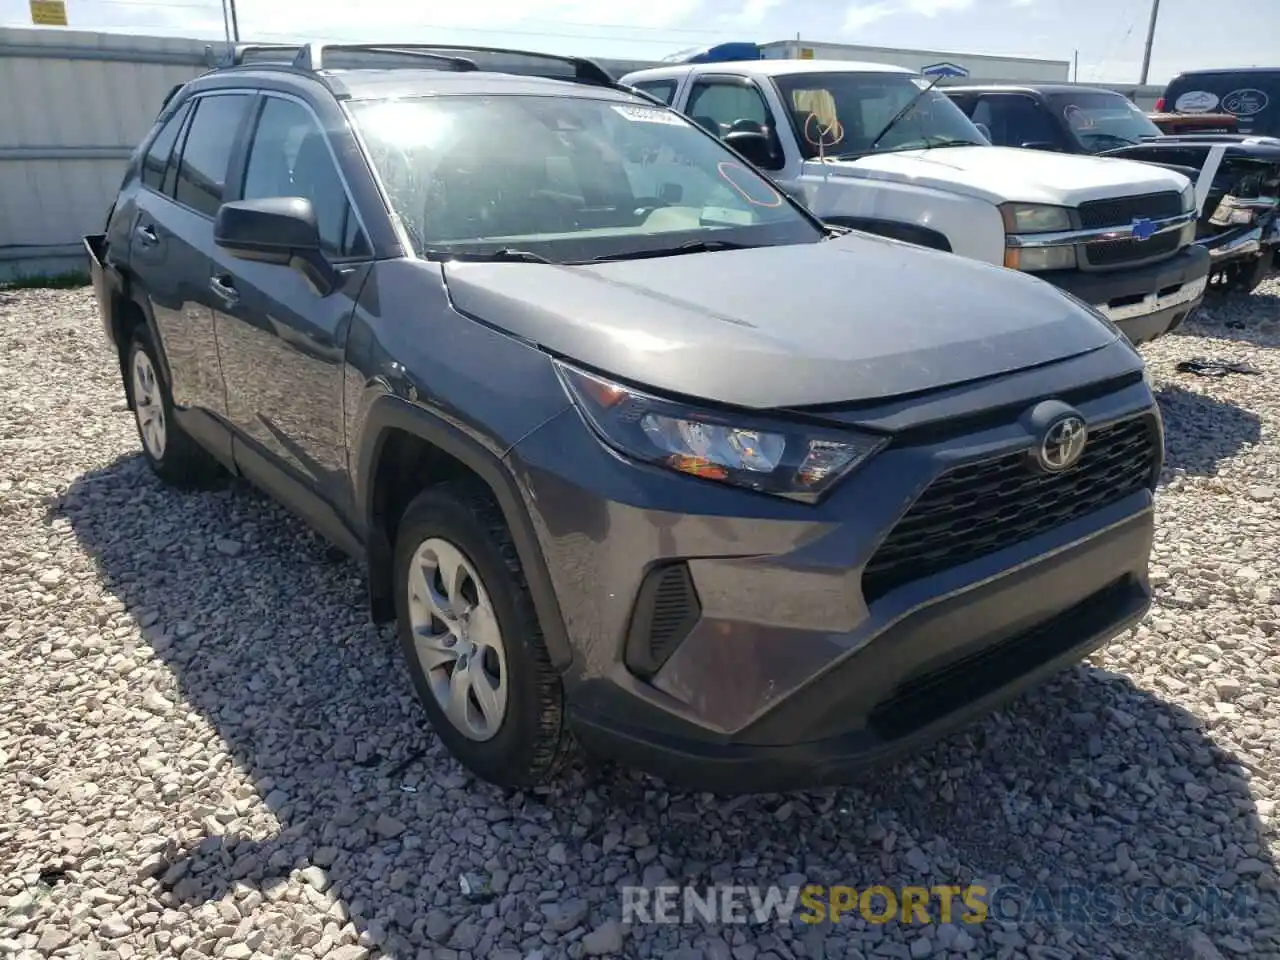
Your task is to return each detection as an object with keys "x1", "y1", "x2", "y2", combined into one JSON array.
[
  {"x1": 1207, "y1": 254, "x2": 1270, "y2": 296},
  {"x1": 125, "y1": 328, "x2": 224, "y2": 489},
  {"x1": 393, "y1": 481, "x2": 576, "y2": 788}
]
